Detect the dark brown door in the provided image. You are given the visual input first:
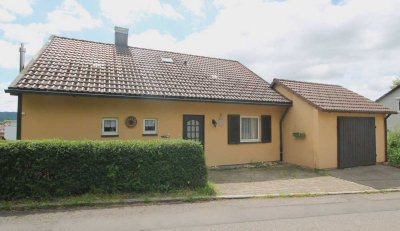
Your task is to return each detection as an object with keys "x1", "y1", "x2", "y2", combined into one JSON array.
[
  {"x1": 338, "y1": 117, "x2": 376, "y2": 169},
  {"x1": 183, "y1": 115, "x2": 204, "y2": 146}
]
